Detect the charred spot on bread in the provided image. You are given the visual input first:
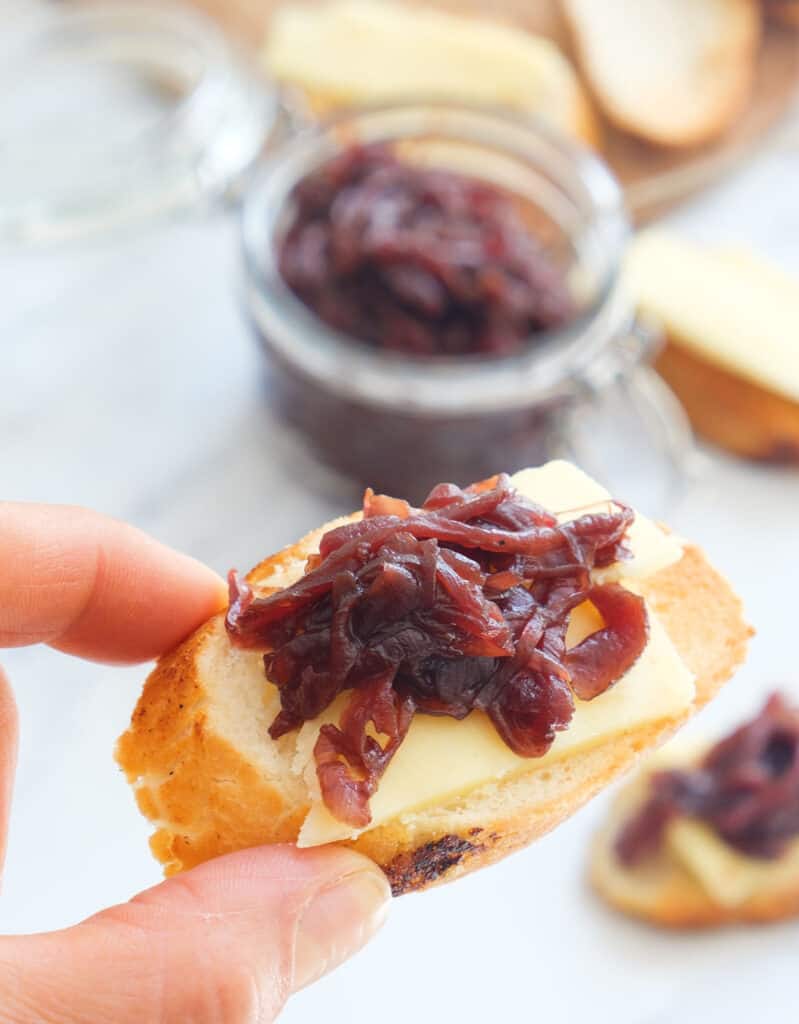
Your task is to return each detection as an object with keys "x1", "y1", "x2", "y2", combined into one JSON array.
[{"x1": 384, "y1": 835, "x2": 483, "y2": 895}]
